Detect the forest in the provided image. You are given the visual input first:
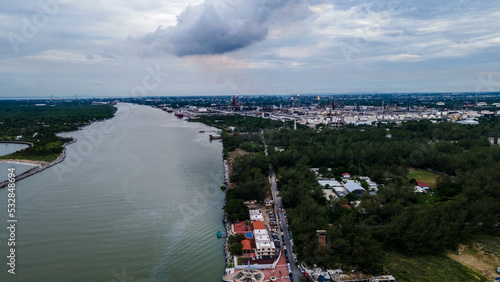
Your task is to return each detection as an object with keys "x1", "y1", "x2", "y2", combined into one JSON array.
[
  {"x1": 200, "y1": 114, "x2": 500, "y2": 273},
  {"x1": 266, "y1": 118, "x2": 500, "y2": 271},
  {"x1": 0, "y1": 101, "x2": 117, "y2": 161}
]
